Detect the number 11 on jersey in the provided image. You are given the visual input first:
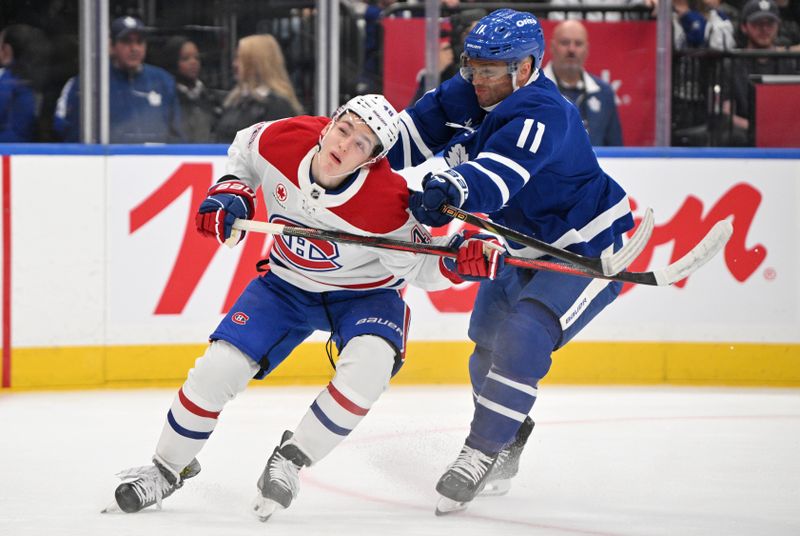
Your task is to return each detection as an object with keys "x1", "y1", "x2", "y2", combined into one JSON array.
[{"x1": 516, "y1": 118, "x2": 545, "y2": 153}]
